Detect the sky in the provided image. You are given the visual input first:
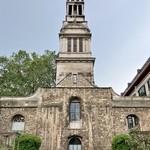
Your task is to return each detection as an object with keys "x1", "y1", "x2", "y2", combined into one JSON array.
[{"x1": 0, "y1": 0, "x2": 150, "y2": 95}]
